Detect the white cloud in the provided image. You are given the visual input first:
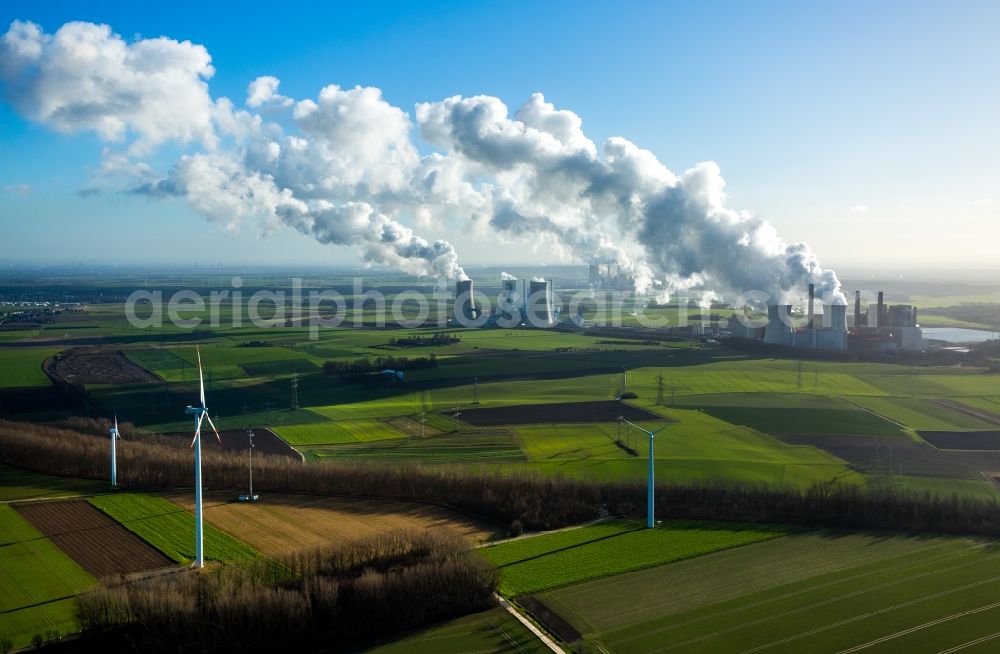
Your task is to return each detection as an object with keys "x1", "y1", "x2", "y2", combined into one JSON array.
[
  {"x1": 849, "y1": 205, "x2": 870, "y2": 214},
  {"x1": 3, "y1": 183, "x2": 31, "y2": 196},
  {"x1": 246, "y1": 75, "x2": 291, "y2": 109},
  {"x1": 0, "y1": 18, "x2": 848, "y2": 298},
  {"x1": 0, "y1": 20, "x2": 217, "y2": 152}
]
